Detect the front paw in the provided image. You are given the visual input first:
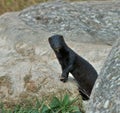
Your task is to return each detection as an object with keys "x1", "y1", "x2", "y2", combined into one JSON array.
[{"x1": 60, "y1": 76, "x2": 68, "y2": 82}]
